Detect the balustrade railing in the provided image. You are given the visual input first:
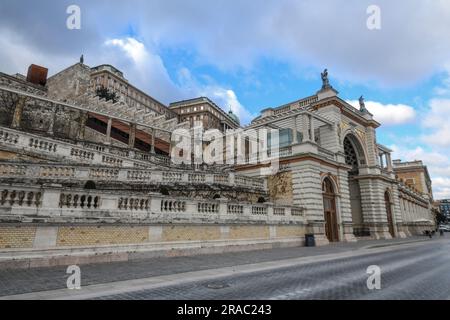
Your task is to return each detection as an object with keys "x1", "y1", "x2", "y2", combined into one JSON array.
[
  {"x1": 0, "y1": 129, "x2": 19, "y2": 145},
  {"x1": 0, "y1": 161, "x2": 266, "y2": 191},
  {"x1": 30, "y1": 138, "x2": 57, "y2": 153},
  {"x1": 1, "y1": 188, "x2": 42, "y2": 207},
  {"x1": 0, "y1": 183, "x2": 305, "y2": 224},
  {"x1": 227, "y1": 204, "x2": 244, "y2": 215},
  {"x1": 59, "y1": 193, "x2": 100, "y2": 209}
]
